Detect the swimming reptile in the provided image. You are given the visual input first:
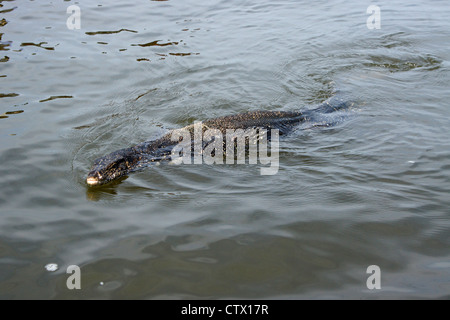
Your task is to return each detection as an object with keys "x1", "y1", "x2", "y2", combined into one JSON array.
[{"x1": 86, "y1": 95, "x2": 352, "y2": 186}]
